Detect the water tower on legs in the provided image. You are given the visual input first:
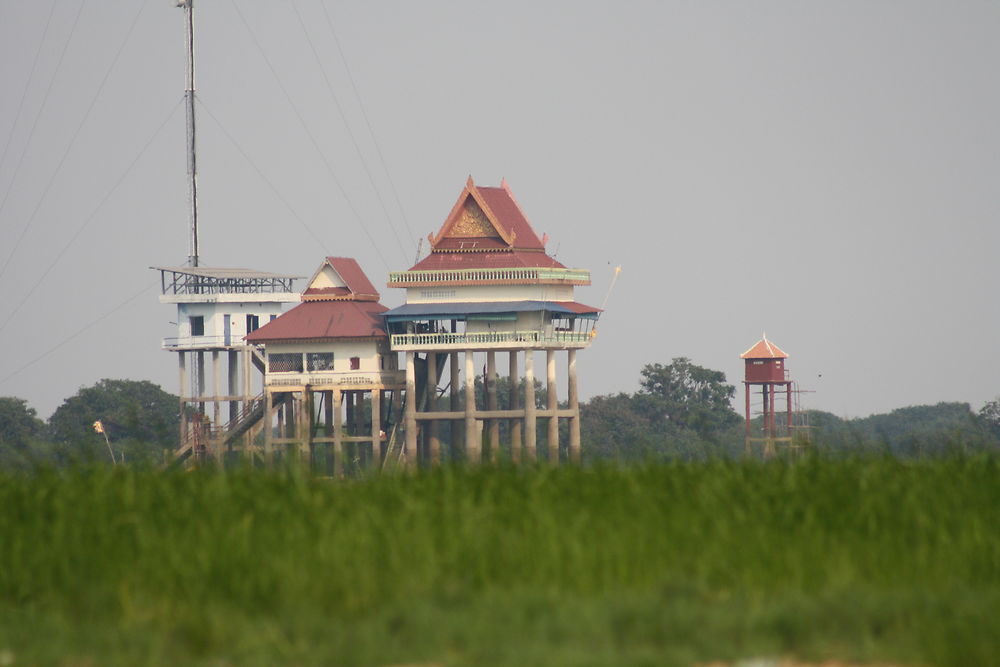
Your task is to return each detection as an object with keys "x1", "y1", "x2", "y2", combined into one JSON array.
[{"x1": 740, "y1": 335, "x2": 794, "y2": 454}]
